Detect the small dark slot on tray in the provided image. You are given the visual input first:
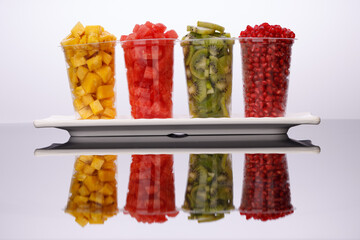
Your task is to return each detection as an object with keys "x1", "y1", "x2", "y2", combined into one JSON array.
[{"x1": 168, "y1": 133, "x2": 188, "y2": 138}]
